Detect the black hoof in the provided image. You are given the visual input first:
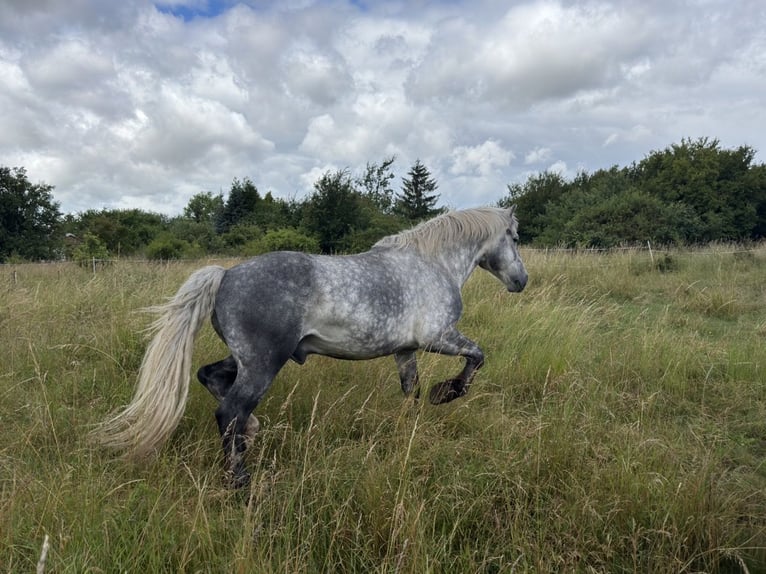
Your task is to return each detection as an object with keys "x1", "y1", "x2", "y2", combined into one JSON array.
[{"x1": 428, "y1": 379, "x2": 466, "y2": 405}]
